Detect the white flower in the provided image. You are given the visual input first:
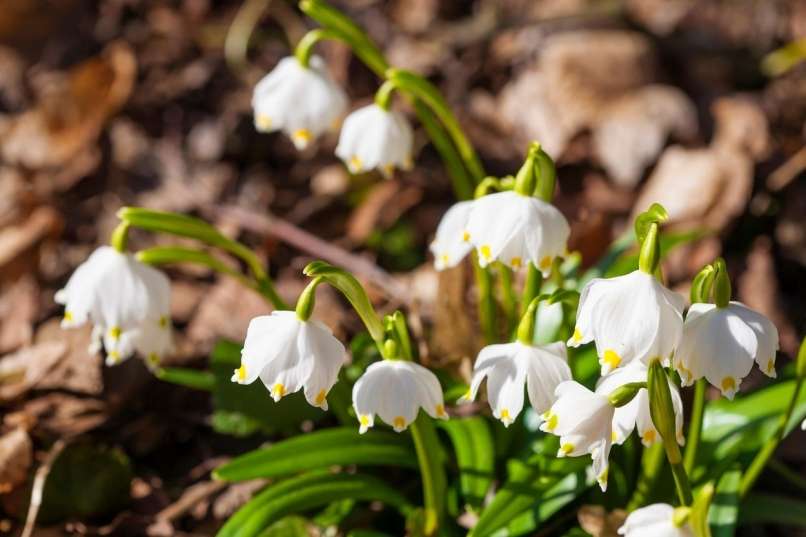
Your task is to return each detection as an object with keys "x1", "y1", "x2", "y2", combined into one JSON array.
[
  {"x1": 56, "y1": 246, "x2": 173, "y2": 366},
  {"x1": 464, "y1": 191, "x2": 569, "y2": 276},
  {"x1": 252, "y1": 55, "x2": 348, "y2": 150},
  {"x1": 569, "y1": 270, "x2": 685, "y2": 375},
  {"x1": 674, "y1": 301, "x2": 779, "y2": 399},
  {"x1": 540, "y1": 381, "x2": 614, "y2": 491},
  {"x1": 618, "y1": 504, "x2": 693, "y2": 537},
  {"x1": 352, "y1": 360, "x2": 447, "y2": 433},
  {"x1": 335, "y1": 104, "x2": 414, "y2": 177},
  {"x1": 462, "y1": 341, "x2": 571, "y2": 426},
  {"x1": 429, "y1": 200, "x2": 475, "y2": 270},
  {"x1": 596, "y1": 362, "x2": 684, "y2": 447},
  {"x1": 233, "y1": 311, "x2": 347, "y2": 410}
]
